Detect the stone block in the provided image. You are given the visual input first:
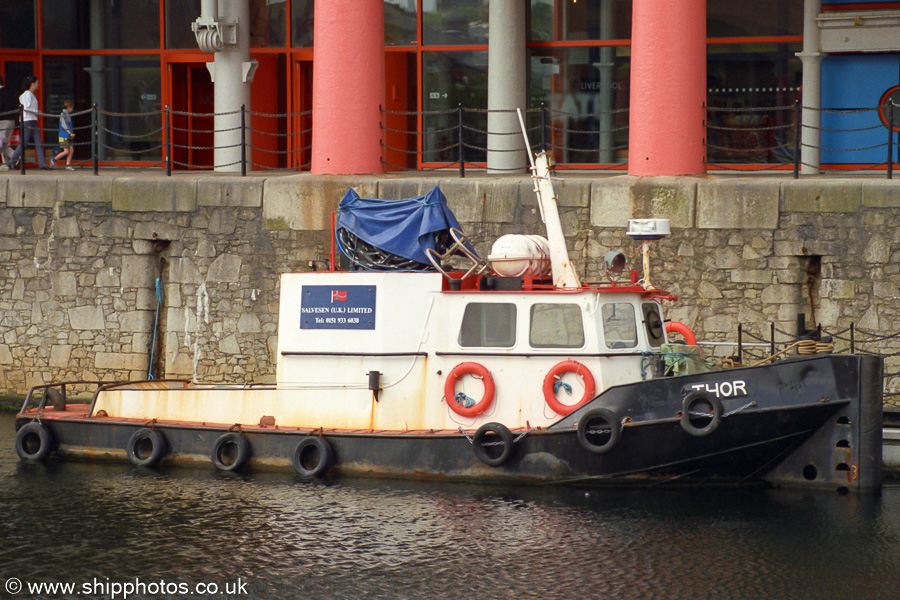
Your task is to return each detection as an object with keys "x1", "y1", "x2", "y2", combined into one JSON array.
[
  {"x1": 0, "y1": 208, "x2": 14, "y2": 235},
  {"x1": 238, "y1": 312, "x2": 262, "y2": 333},
  {"x1": 861, "y1": 180, "x2": 900, "y2": 208},
  {"x1": 482, "y1": 179, "x2": 521, "y2": 224},
  {"x1": 198, "y1": 177, "x2": 263, "y2": 207},
  {"x1": 730, "y1": 269, "x2": 773, "y2": 284},
  {"x1": 430, "y1": 178, "x2": 485, "y2": 224},
  {"x1": 591, "y1": 175, "x2": 696, "y2": 229},
  {"x1": 112, "y1": 177, "x2": 198, "y2": 212},
  {"x1": 8, "y1": 178, "x2": 57, "y2": 208},
  {"x1": 93, "y1": 217, "x2": 131, "y2": 238},
  {"x1": 264, "y1": 175, "x2": 374, "y2": 231},
  {"x1": 95, "y1": 352, "x2": 146, "y2": 371},
  {"x1": 782, "y1": 180, "x2": 862, "y2": 213},
  {"x1": 49, "y1": 345, "x2": 72, "y2": 368},
  {"x1": 697, "y1": 179, "x2": 780, "y2": 229},
  {"x1": 0, "y1": 178, "x2": 7, "y2": 206},
  {"x1": 68, "y1": 305, "x2": 106, "y2": 330},
  {"x1": 169, "y1": 257, "x2": 202, "y2": 285},
  {"x1": 53, "y1": 215, "x2": 80, "y2": 238},
  {"x1": 219, "y1": 334, "x2": 241, "y2": 354},
  {"x1": 208, "y1": 209, "x2": 238, "y2": 235},
  {"x1": 376, "y1": 180, "x2": 430, "y2": 201},
  {"x1": 133, "y1": 221, "x2": 183, "y2": 241},
  {"x1": 53, "y1": 272, "x2": 77, "y2": 297},
  {"x1": 119, "y1": 310, "x2": 154, "y2": 332},
  {"x1": 58, "y1": 177, "x2": 113, "y2": 204},
  {"x1": 121, "y1": 255, "x2": 156, "y2": 287},
  {"x1": 0, "y1": 344, "x2": 12, "y2": 365},
  {"x1": 207, "y1": 254, "x2": 242, "y2": 283}
]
